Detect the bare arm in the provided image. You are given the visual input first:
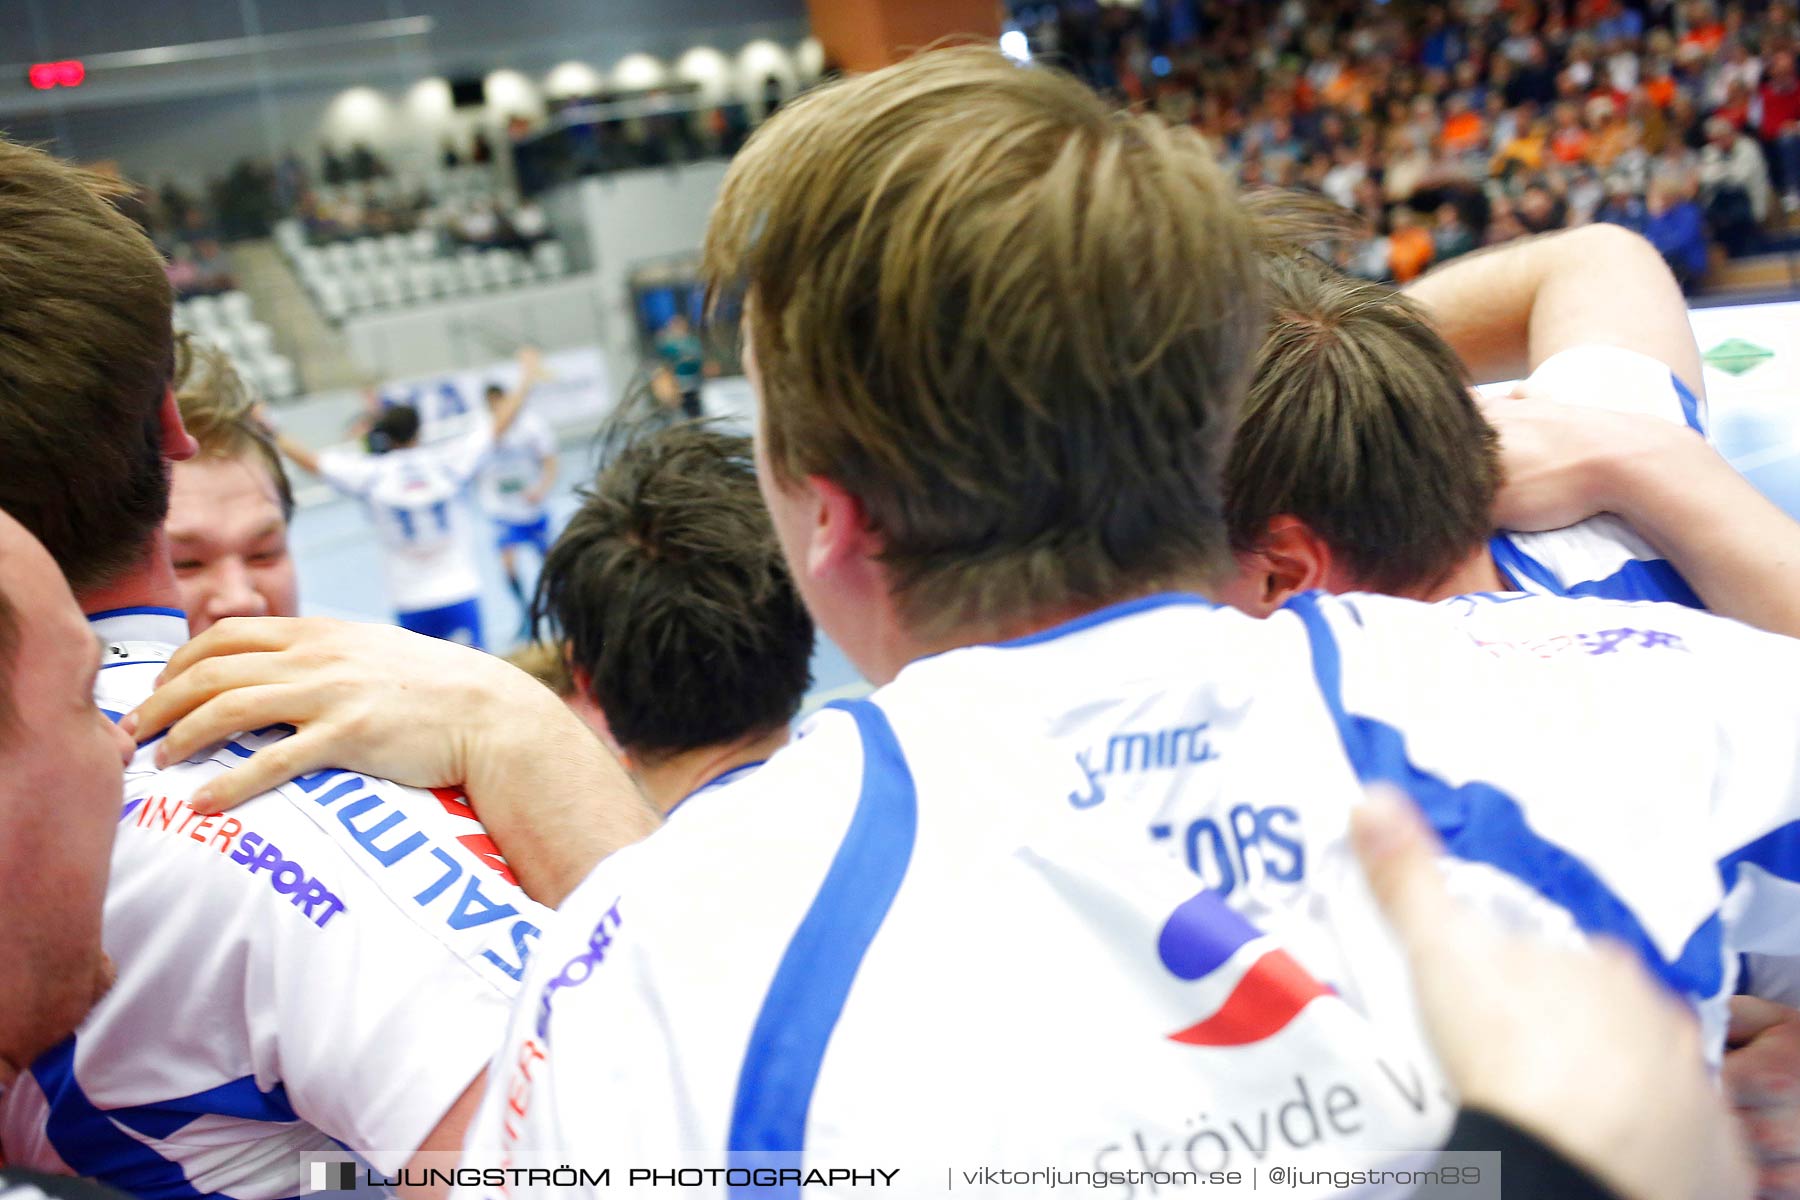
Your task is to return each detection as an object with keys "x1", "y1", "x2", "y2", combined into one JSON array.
[
  {"x1": 124, "y1": 619, "x2": 660, "y2": 907},
  {"x1": 1484, "y1": 394, "x2": 1800, "y2": 638},
  {"x1": 396, "y1": 1071, "x2": 488, "y2": 1200},
  {"x1": 1404, "y1": 223, "x2": 1705, "y2": 401},
  {"x1": 1598, "y1": 431, "x2": 1800, "y2": 637},
  {"x1": 490, "y1": 347, "x2": 546, "y2": 440},
  {"x1": 253, "y1": 405, "x2": 325, "y2": 477},
  {"x1": 272, "y1": 431, "x2": 323, "y2": 478}
]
